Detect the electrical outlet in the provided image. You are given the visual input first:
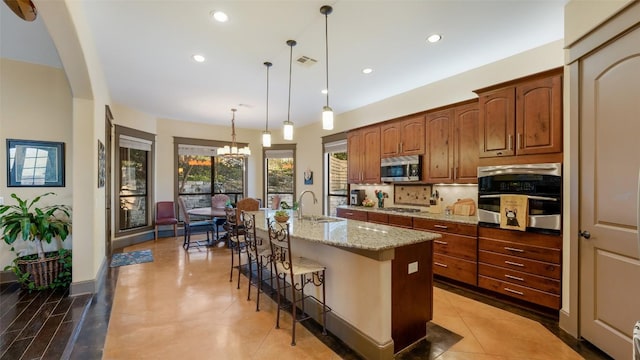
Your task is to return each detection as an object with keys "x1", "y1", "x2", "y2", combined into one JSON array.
[{"x1": 408, "y1": 261, "x2": 418, "y2": 274}]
